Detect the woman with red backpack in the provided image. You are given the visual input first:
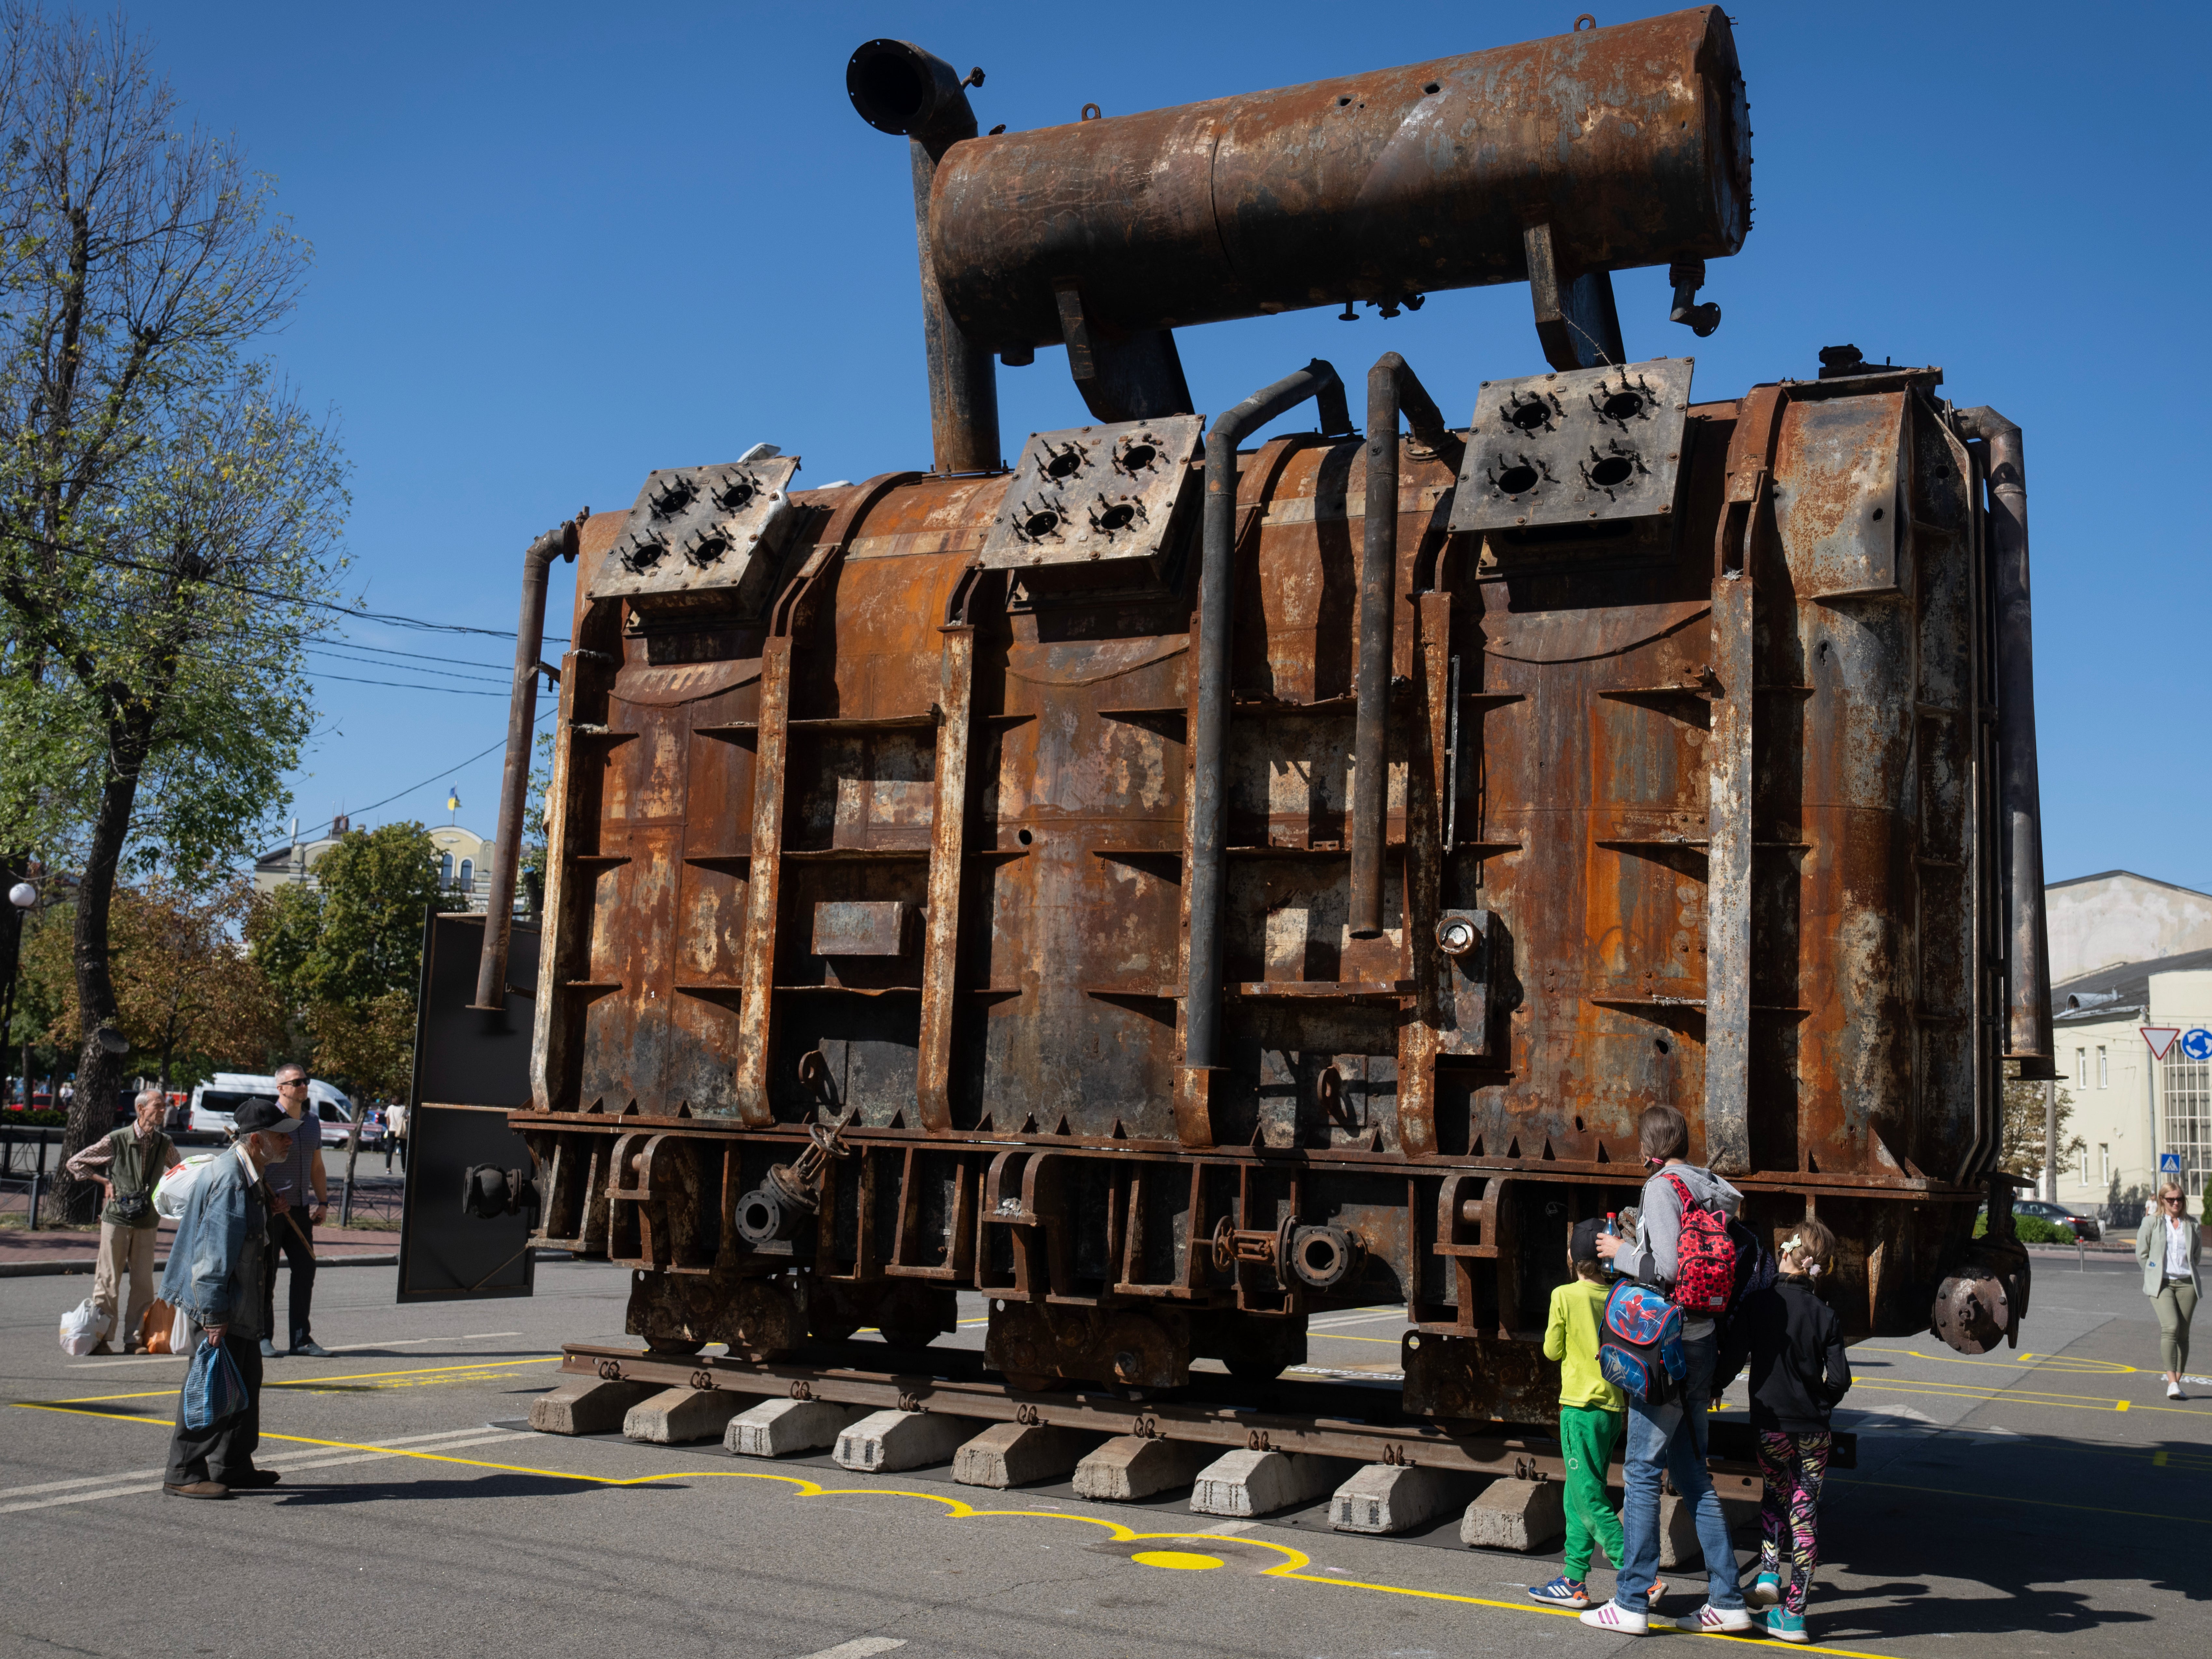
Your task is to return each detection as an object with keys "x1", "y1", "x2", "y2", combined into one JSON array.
[{"x1": 1584, "y1": 1105, "x2": 1752, "y2": 1637}]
